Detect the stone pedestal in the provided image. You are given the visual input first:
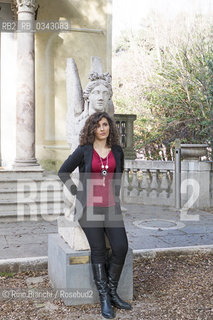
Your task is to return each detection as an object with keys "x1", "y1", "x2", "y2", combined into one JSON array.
[
  {"x1": 181, "y1": 144, "x2": 208, "y2": 161},
  {"x1": 181, "y1": 160, "x2": 212, "y2": 209},
  {"x1": 48, "y1": 233, "x2": 133, "y2": 306},
  {"x1": 180, "y1": 144, "x2": 211, "y2": 209},
  {"x1": 114, "y1": 114, "x2": 137, "y2": 159}
]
